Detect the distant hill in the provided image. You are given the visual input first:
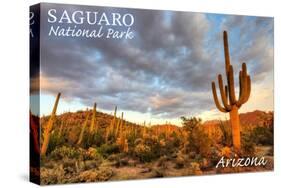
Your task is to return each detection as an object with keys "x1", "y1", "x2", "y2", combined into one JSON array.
[
  {"x1": 40, "y1": 109, "x2": 273, "y2": 133},
  {"x1": 203, "y1": 110, "x2": 273, "y2": 132}
]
